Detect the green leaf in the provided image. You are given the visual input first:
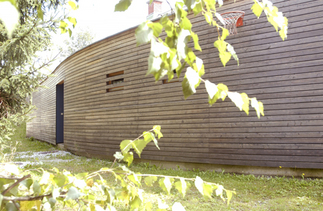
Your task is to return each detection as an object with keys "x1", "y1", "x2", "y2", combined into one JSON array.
[
  {"x1": 208, "y1": 83, "x2": 228, "y2": 106},
  {"x1": 182, "y1": 67, "x2": 200, "y2": 99},
  {"x1": 214, "y1": 39, "x2": 227, "y2": 52},
  {"x1": 37, "y1": 4, "x2": 43, "y2": 20},
  {"x1": 123, "y1": 152, "x2": 134, "y2": 166},
  {"x1": 222, "y1": 28, "x2": 229, "y2": 40},
  {"x1": 176, "y1": 62, "x2": 186, "y2": 78},
  {"x1": 180, "y1": 17, "x2": 192, "y2": 30},
  {"x1": 148, "y1": 22, "x2": 163, "y2": 37},
  {"x1": 195, "y1": 57, "x2": 205, "y2": 77},
  {"x1": 20, "y1": 201, "x2": 41, "y2": 211},
  {"x1": 163, "y1": 18, "x2": 174, "y2": 37},
  {"x1": 114, "y1": 151, "x2": 124, "y2": 160},
  {"x1": 130, "y1": 196, "x2": 142, "y2": 210},
  {"x1": 5, "y1": 202, "x2": 18, "y2": 211},
  {"x1": 251, "y1": 1, "x2": 264, "y2": 18},
  {"x1": 143, "y1": 132, "x2": 160, "y2": 150},
  {"x1": 177, "y1": 30, "x2": 191, "y2": 60},
  {"x1": 120, "y1": 140, "x2": 132, "y2": 153},
  {"x1": 0, "y1": 1, "x2": 20, "y2": 38},
  {"x1": 204, "y1": 11, "x2": 213, "y2": 25},
  {"x1": 144, "y1": 176, "x2": 157, "y2": 186},
  {"x1": 184, "y1": 0, "x2": 196, "y2": 11},
  {"x1": 192, "y1": 1, "x2": 202, "y2": 15},
  {"x1": 135, "y1": 21, "x2": 153, "y2": 46},
  {"x1": 203, "y1": 183, "x2": 214, "y2": 199},
  {"x1": 147, "y1": 54, "x2": 162, "y2": 76},
  {"x1": 219, "y1": 51, "x2": 231, "y2": 67},
  {"x1": 68, "y1": 1, "x2": 78, "y2": 10},
  {"x1": 182, "y1": 78, "x2": 194, "y2": 100},
  {"x1": 174, "y1": 178, "x2": 187, "y2": 198},
  {"x1": 241, "y1": 93, "x2": 249, "y2": 115},
  {"x1": 205, "y1": 80, "x2": 218, "y2": 99},
  {"x1": 67, "y1": 17, "x2": 77, "y2": 28},
  {"x1": 259, "y1": 101, "x2": 264, "y2": 116},
  {"x1": 128, "y1": 174, "x2": 141, "y2": 186},
  {"x1": 225, "y1": 190, "x2": 235, "y2": 205},
  {"x1": 53, "y1": 173, "x2": 66, "y2": 187},
  {"x1": 20, "y1": 178, "x2": 33, "y2": 189},
  {"x1": 59, "y1": 20, "x2": 68, "y2": 34},
  {"x1": 215, "y1": 185, "x2": 224, "y2": 197},
  {"x1": 251, "y1": 98, "x2": 264, "y2": 118},
  {"x1": 132, "y1": 139, "x2": 148, "y2": 157},
  {"x1": 185, "y1": 48, "x2": 196, "y2": 66},
  {"x1": 39, "y1": 171, "x2": 51, "y2": 185},
  {"x1": 206, "y1": 0, "x2": 216, "y2": 10},
  {"x1": 150, "y1": 39, "x2": 169, "y2": 57},
  {"x1": 159, "y1": 177, "x2": 173, "y2": 195},
  {"x1": 279, "y1": 27, "x2": 287, "y2": 41},
  {"x1": 48, "y1": 198, "x2": 56, "y2": 208},
  {"x1": 227, "y1": 44, "x2": 239, "y2": 66},
  {"x1": 191, "y1": 32, "x2": 202, "y2": 51},
  {"x1": 145, "y1": 201, "x2": 153, "y2": 211},
  {"x1": 9, "y1": 185, "x2": 18, "y2": 196},
  {"x1": 114, "y1": 0, "x2": 132, "y2": 12},
  {"x1": 33, "y1": 180, "x2": 41, "y2": 196},
  {"x1": 65, "y1": 187, "x2": 82, "y2": 200},
  {"x1": 228, "y1": 92, "x2": 244, "y2": 111},
  {"x1": 59, "y1": 20, "x2": 68, "y2": 28},
  {"x1": 194, "y1": 176, "x2": 204, "y2": 196},
  {"x1": 153, "y1": 125, "x2": 163, "y2": 139}
]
